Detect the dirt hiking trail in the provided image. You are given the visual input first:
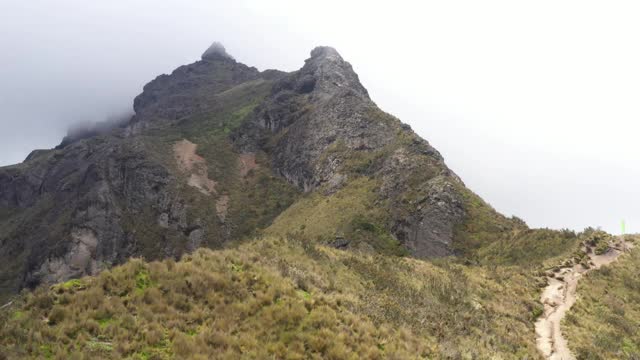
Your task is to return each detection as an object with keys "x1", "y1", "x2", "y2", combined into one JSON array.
[{"x1": 535, "y1": 236, "x2": 633, "y2": 359}]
